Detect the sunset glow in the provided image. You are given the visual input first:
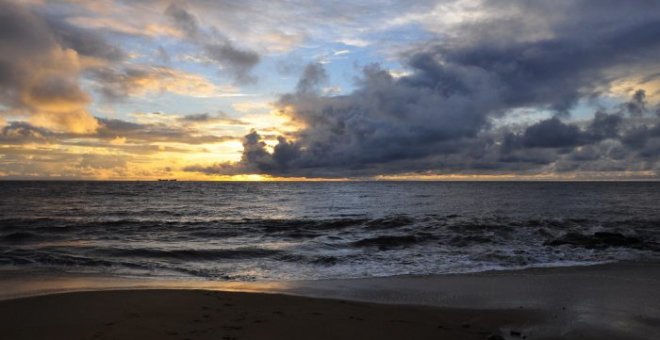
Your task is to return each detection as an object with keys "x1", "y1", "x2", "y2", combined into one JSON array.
[{"x1": 1, "y1": 0, "x2": 659, "y2": 180}]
